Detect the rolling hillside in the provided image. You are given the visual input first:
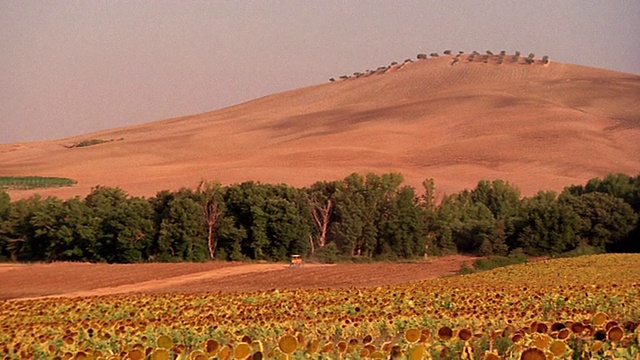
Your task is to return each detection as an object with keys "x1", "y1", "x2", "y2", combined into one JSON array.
[{"x1": 2, "y1": 55, "x2": 639, "y2": 199}]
